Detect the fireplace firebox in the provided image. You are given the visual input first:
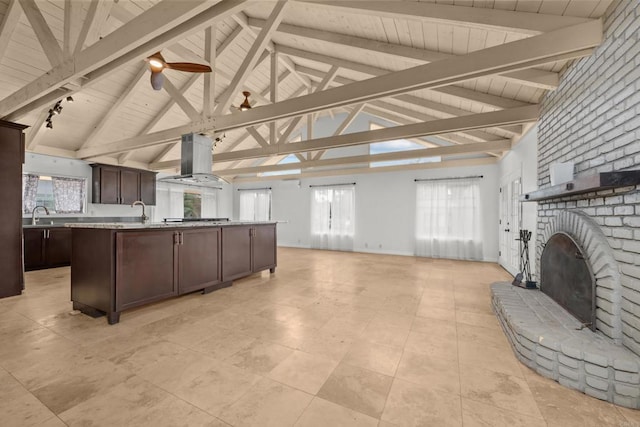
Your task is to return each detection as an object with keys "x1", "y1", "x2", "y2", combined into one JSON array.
[{"x1": 540, "y1": 232, "x2": 596, "y2": 330}]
